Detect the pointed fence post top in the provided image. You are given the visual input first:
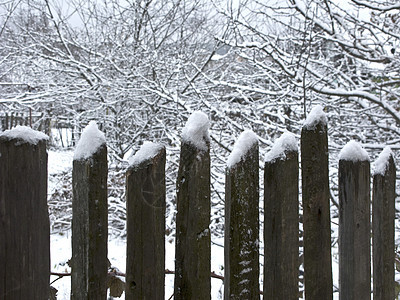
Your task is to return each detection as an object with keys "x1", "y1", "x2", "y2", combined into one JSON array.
[
  {"x1": 182, "y1": 111, "x2": 210, "y2": 151},
  {"x1": 0, "y1": 125, "x2": 48, "y2": 145},
  {"x1": 73, "y1": 121, "x2": 106, "y2": 160},
  {"x1": 339, "y1": 140, "x2": 369, "y2": 162},
  {"x1": 227, "y1": 129, "x2": 258, "y2": 169},
  {"x1": 128, "y1": 141, "x2": 165, "y2": 170},
  {"x1": 302, "y1": 105, "x2": 328, "y2": 131},
  {"x1": 265, "y1": 131, "x2": 298, "y2": 163},
  {"x1": 373, "y1": 146, "x2": 395, "y2": 176}
]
